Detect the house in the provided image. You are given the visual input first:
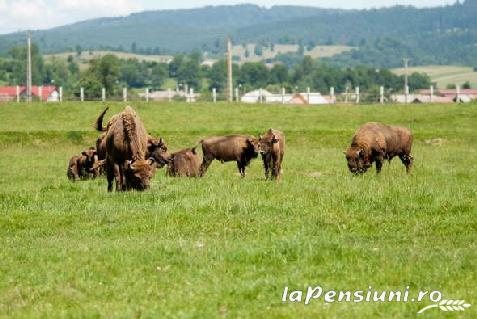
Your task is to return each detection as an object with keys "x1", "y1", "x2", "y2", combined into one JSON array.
[
  {"x1": 241, "y1": 89, "x2": 272, "y2": 103},
  {"x1": 0, "y1": 85, "x2": 59, "y2": 102},
  {"x1": 391, "y1": 94, "x2": 454, "y2": 104},
  {"x1": 0, "y1": 87, "x2": 19, "y2": 102},
  {"x1": 419, "y1": 89, "x2": 477, "y2": 100}
]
